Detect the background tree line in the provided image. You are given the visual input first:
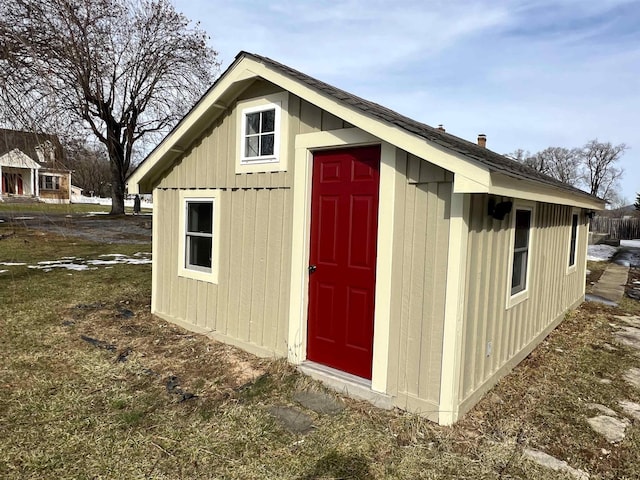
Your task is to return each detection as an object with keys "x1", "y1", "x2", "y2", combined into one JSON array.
[{"x1": 509, "y1": 139, "x2": 627, "y2": 206}]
